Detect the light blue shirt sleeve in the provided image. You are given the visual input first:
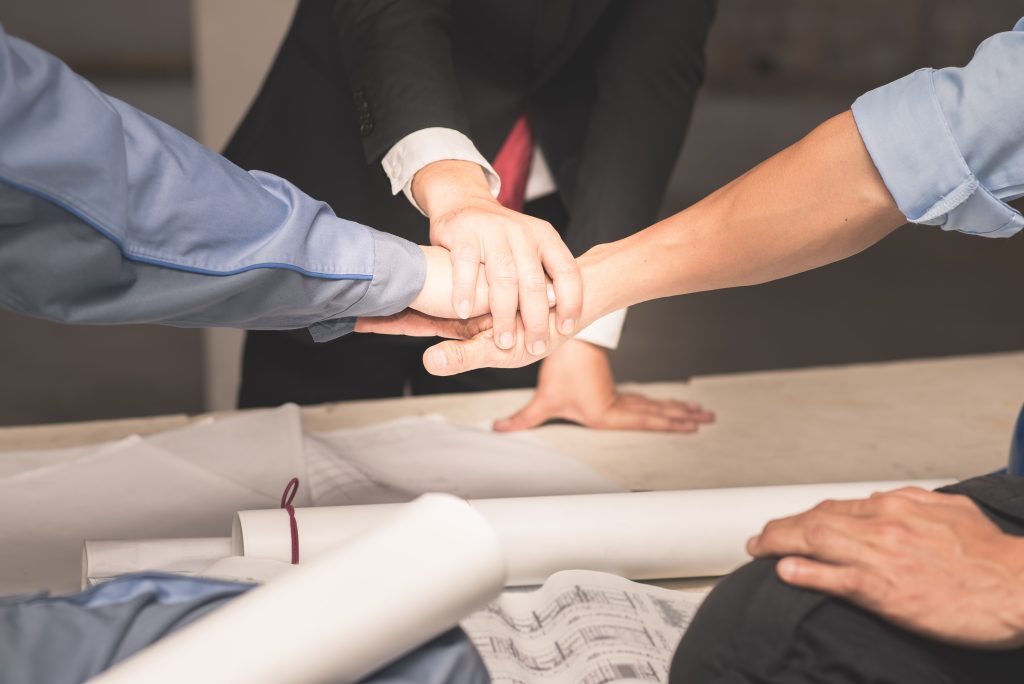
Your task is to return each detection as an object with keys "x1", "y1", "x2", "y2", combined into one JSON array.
[
  {"x1": 0, "y1": 25, "x2": 425, "y2": 341},
  {"x1": 851, "y1": 18, "x2": 1024, "y2": 238}
]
